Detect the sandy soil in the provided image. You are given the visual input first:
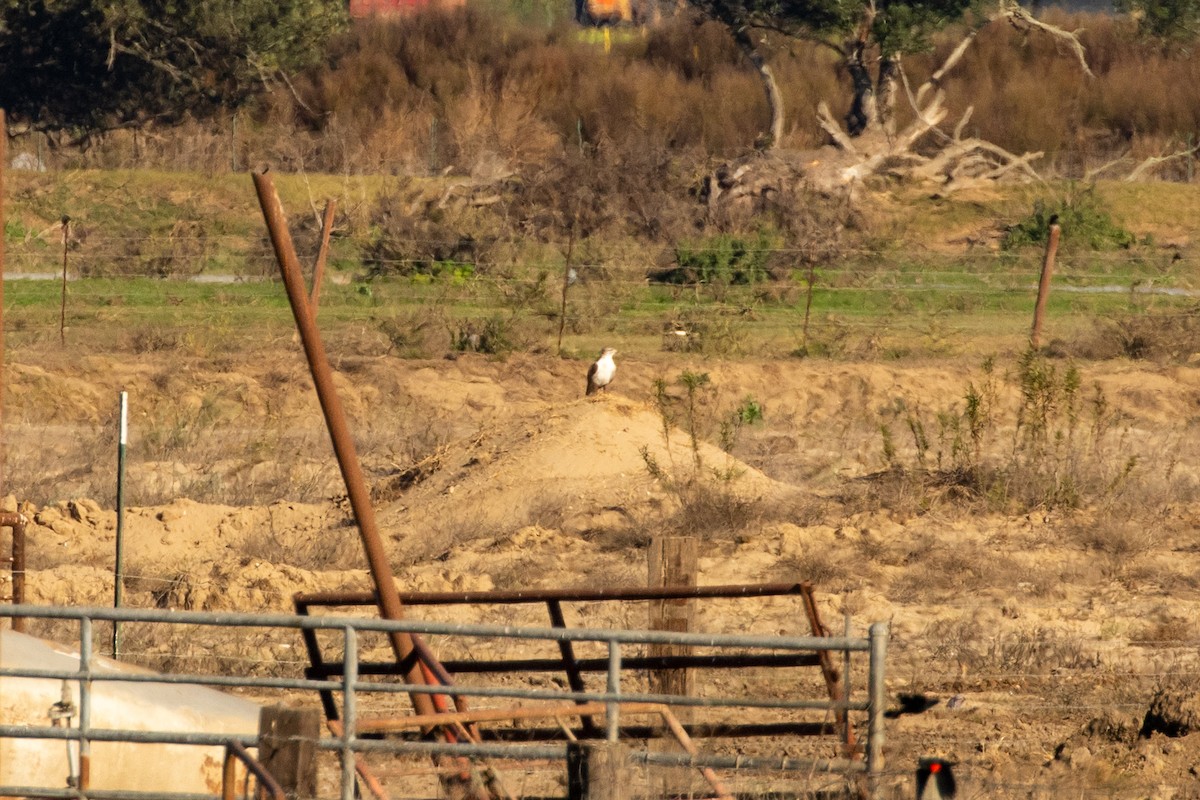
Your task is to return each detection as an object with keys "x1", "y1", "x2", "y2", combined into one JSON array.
[{"x1": 7, "y1": 347, "x2": 1200, "y2": 798}]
